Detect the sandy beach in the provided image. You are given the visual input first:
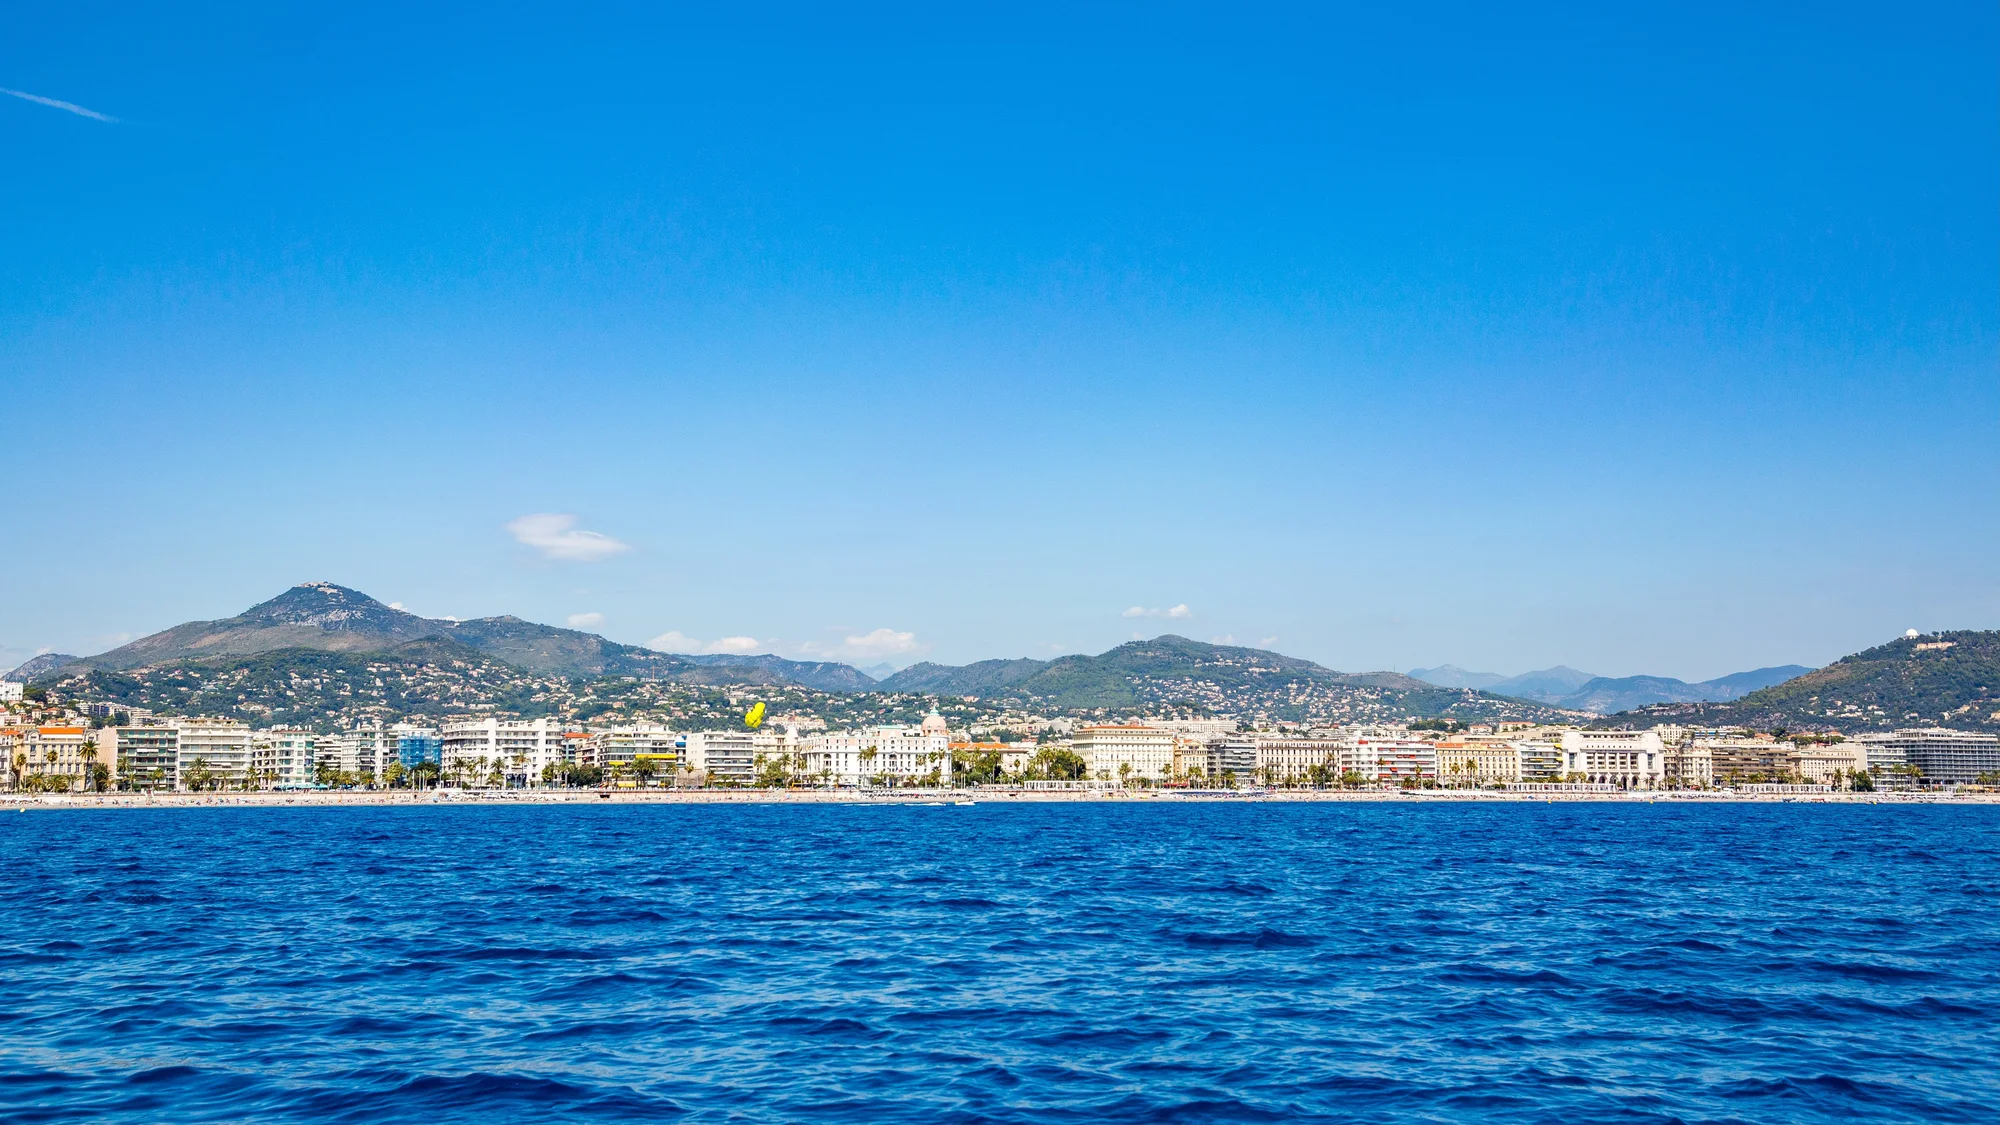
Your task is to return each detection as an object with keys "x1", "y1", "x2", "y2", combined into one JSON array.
[{"x1": 6, "y1": 787, "x2": 1992, "y2": 811}]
